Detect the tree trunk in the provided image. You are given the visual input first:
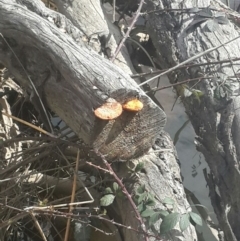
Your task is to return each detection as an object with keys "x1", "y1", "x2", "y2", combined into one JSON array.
[
  {"x1": 0, "y1": 0, "x2": 167, "y2": 161},
  {"x1": 143, "y1": 0, "x2": 240, "y2": 240},
  {"x1": 0, "y1": 0, "x2": 199, "y2": 241}
]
